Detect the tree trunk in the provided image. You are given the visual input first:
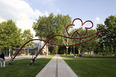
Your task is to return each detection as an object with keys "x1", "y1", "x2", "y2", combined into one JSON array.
[
  {"x1": 66, "y1": 37, "x2": 69, "y2": 56},
  {"x1": 109, "y1": 45, "x2": 112, "y2": 55},
  {"x1": 73, "y1": 46, "x2": 75, "y2": 56},
  {"x1": 46, "y1": 44, "x2": 48, "y2": 56},
  {"x1": 28, "y1": 49, "x2": 29, "y2": 56},
  {"x1": 90, "y1": 51, "x2": 91, "y2": 56},
  {"x1": 105, "y1": 46, "x2": 107, "y2": 55},
  {"x1": 9, "y1": 48, "x2": 11, "y2": 57},
  {"x1": 78, "y1": 49, "x2": 80, "y2": 55},
  {"x1": 66, "y1": 46, "x2": 68, "y2": 56},
  {"x1": 115, "y1": 46, "x2": 116, "y2": 57}
]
